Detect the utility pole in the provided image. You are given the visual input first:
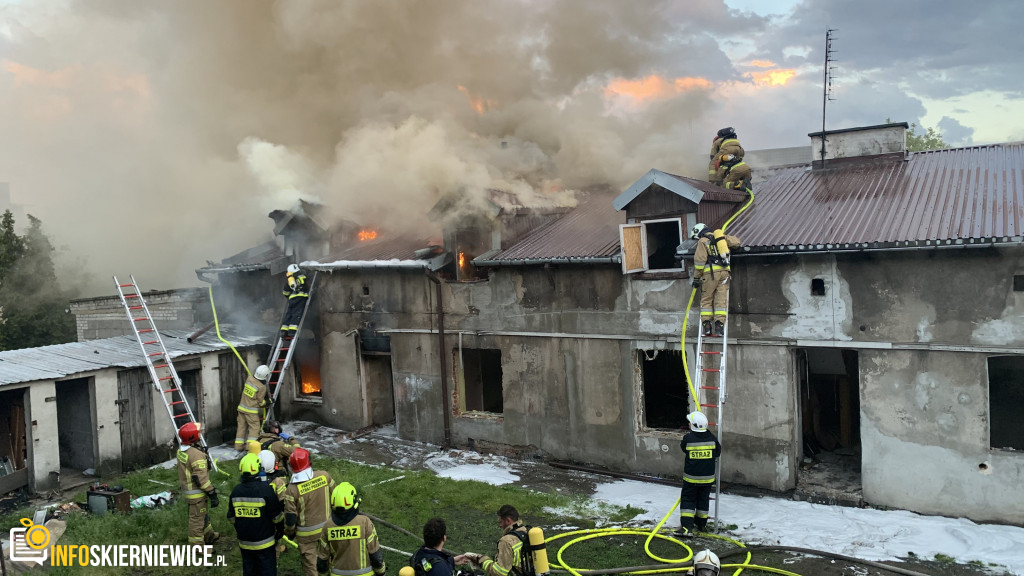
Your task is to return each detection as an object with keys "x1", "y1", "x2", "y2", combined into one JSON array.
[{"x1": 821, "y1": 28, "x2": 837, "y2": 169}]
